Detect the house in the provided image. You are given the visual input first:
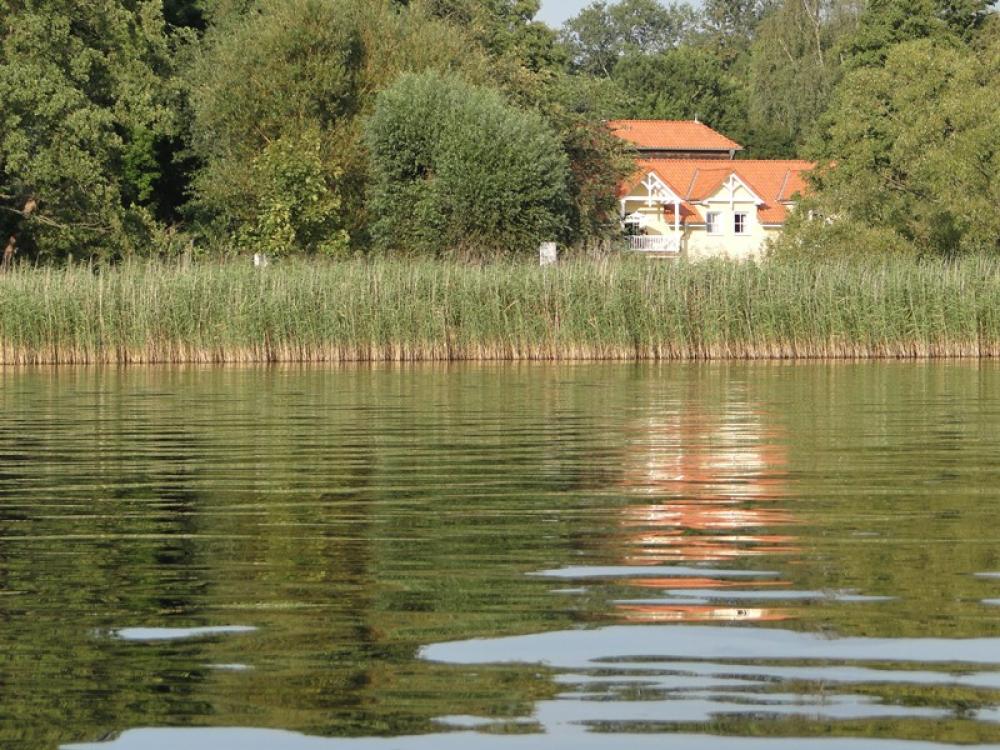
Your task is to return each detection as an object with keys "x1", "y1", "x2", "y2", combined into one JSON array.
[
  {"x1": 610, "y1": 119, "x2": 742, "y2": 160},
  {"x1": 610, "y1": 120, "x2": 812, "y2": 259}
]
